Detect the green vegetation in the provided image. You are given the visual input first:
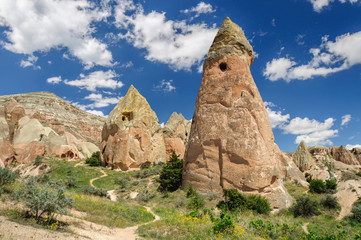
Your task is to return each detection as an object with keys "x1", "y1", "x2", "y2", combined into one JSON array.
[
  {"x1": 159, "y1": 151, "x2": 183, "y2": 192},
  {"x1": 85, "y1": 151, "x2": 101, "y2": 166},
  {"x1": 290, "y1": 195, "x2": 320, "y2": 217},
  {"x1": 82, "y1": 185, "x2": 107, "y2": 197},
  {"x1": 0, "y1": 166, "x2": 19, "y2": 187},
  {"x1": 309, "y1": 178, "x2": 337, "y2": 194}
]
